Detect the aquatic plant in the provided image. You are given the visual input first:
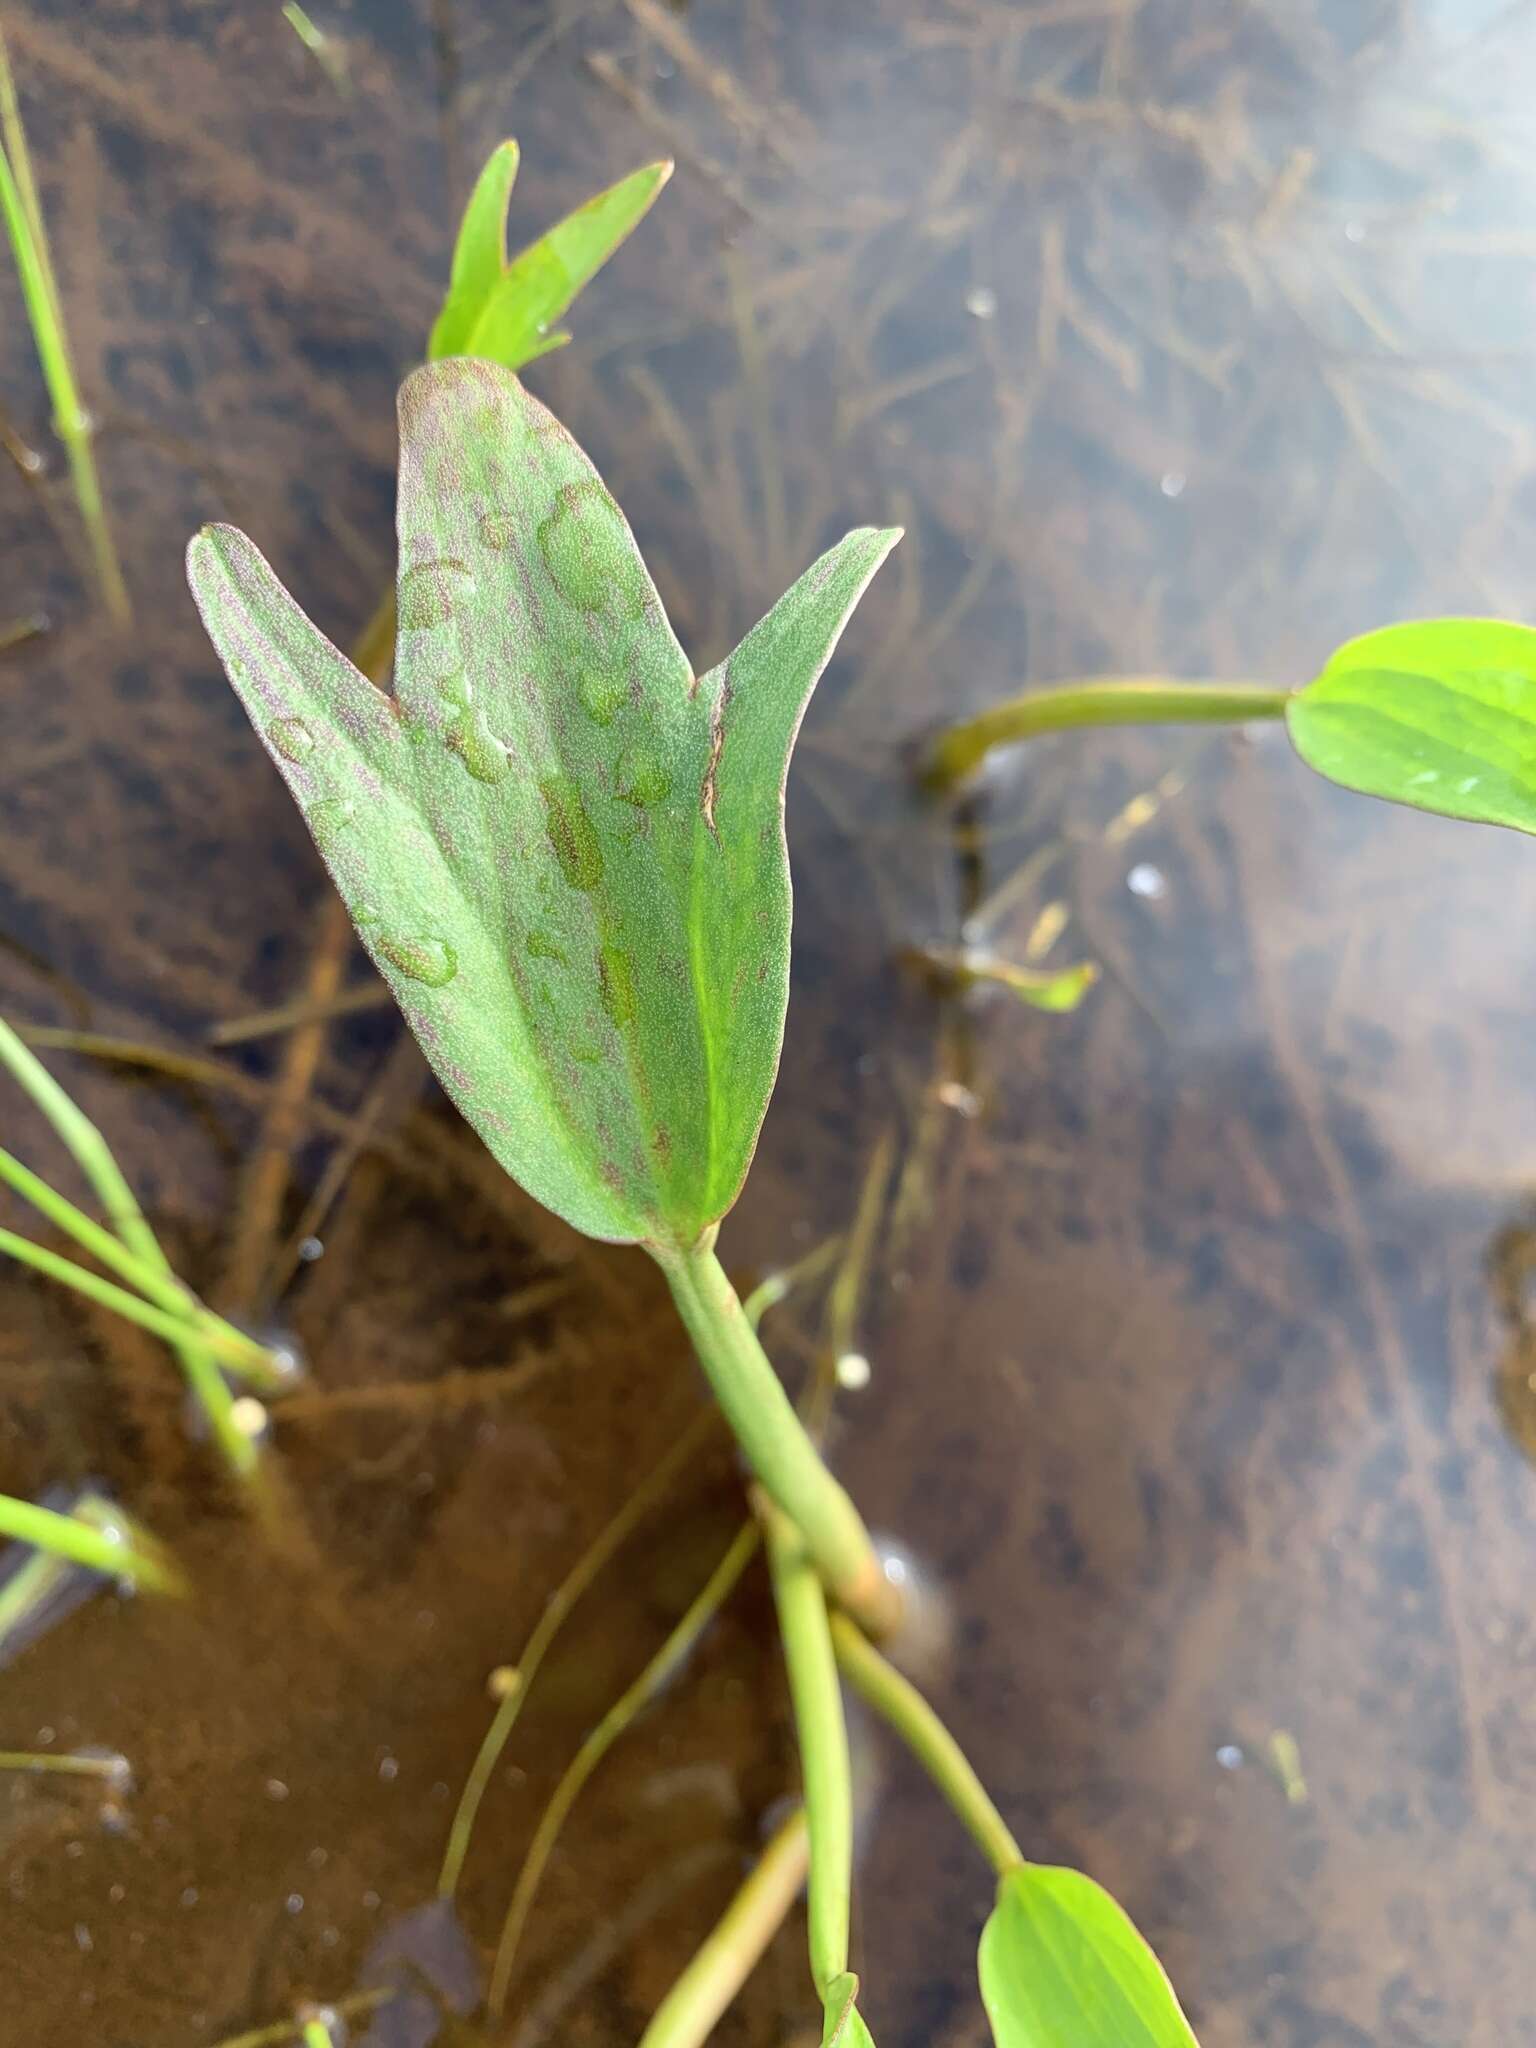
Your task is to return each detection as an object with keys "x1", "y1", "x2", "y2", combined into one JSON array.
[
  {"x1": 187, "y1": 350, "x2": 1197, "y2": 2047},
  {"x1": 923, "y1": 620, "x2": 1536, "y2": 837}
]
